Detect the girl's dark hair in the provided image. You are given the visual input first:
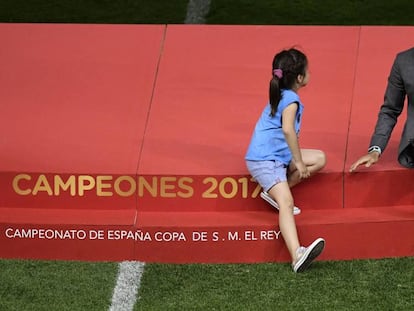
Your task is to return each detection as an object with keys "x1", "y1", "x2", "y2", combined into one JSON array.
[{"x1": 269, "y1": 48, "x2": 308, "y2": 117}]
